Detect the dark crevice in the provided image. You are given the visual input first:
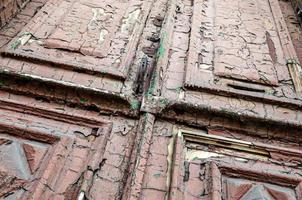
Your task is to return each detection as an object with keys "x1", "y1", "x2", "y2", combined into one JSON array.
[{"x1": 227, "y1": 83, "x2": 266, "y2": 93}]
